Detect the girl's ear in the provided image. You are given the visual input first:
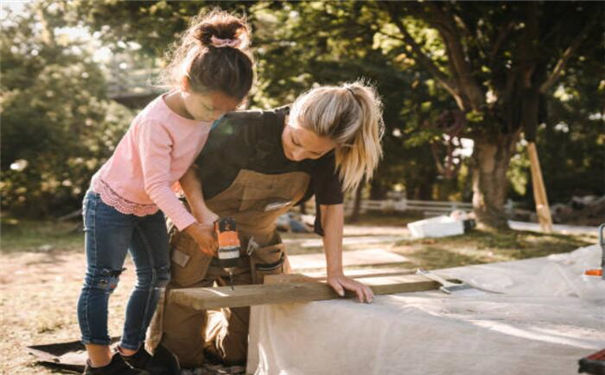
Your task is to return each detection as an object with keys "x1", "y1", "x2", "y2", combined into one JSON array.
[{"x1": 181, "y1": 75, "x2": 191, "y2": 93}]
